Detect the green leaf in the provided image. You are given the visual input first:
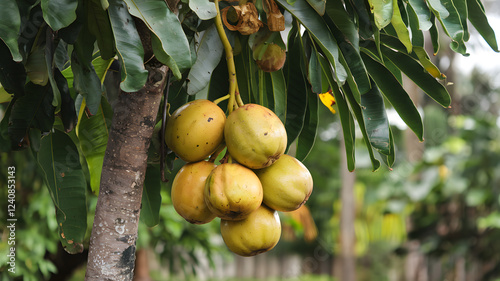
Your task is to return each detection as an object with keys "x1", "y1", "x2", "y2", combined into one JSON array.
[
  {"x1": 140, "y1": 165, "x2": 162, "y2": 227},
  {"x1": 276, "y1": 0, "x2": 347, "y2": 84},
  {"x1": 189, "y1": 0, "x2": 217, "y2": 20},
  {"x1": 407, "y1": 0, "x2": 433, "y2": 31},
  {"x1": 269, "y1": 70, "x2": 287, "y2": 124},
  {"x1": 368, "y1": 0, "x2": 393, "y2": 29},
  {"x1": 343, "y1": 85, "x2": 381, "y2": 170},
  {"x1": 0, "y1": 0, "x2": 22, "y2": 61},
  {"x1": 55, "y1": 69, "x2": 77, "y2": 132},
  {"x1": 108, "y1": 0, "x2": 148, "y2": 92},
  {"x1": 87, "y1": 0, "x2": 116, "y2": 60},
  {"x1": 41, "y1": 0, "x2": 78, "y2": 30},
  {"x1": 124, "y1": 0, "x2": 192, "y2": 73},
  {"x1": 325, "y1": 0, "x2": 359, "y2": 51},
  {"x1": 361, "y1": 51, "x2": 423, "y2": 141},
  {"x1": 427, "y1": 0, "x2": 468, "y2": 55},
  {"x1": 44, "y1": 32, "x2": 61, "y2": 108},
  {"x1": 467, "y1": 0, "x2": 499, "y2": 52},
  {"x1": 284, "y1": 28, "x2": 308, "y2": 150},
  {"x1": 38, "y1": 129, "x2": 87, "y2": 254},
  {"x1": 406, "y1": 3, "x2": 425, "y2": 47},
  {"x1": 308, "y1": 49, "x2": 323, "y2": 94},
  {"x1": 187, "y1": 25, "x2": 223, "y2": 95},
  {"x1": 76, "y1": 96, "x2": 112, "y2": 193},
  {"x1": 391, "y1": 0, "x2": 412, "y2": 53},
  {"x1": 331, "y1": 86, "x2": 356, "y2": 171},
  {"x1": 453, "y1": 0, "x2": 469, "y2": 42},
  {"x1": 0, "y1": 87, "x2": 13, "y2": 103},
  {"x1": 381, "y1": 46, "x2": 451, "y2": 107},
  {"x1": 0, "y1": 41, "x2": 26, "y2": 100},
  {"x1": 429, "y1": 14, "x2": 440, "y2": 54},
  {"x1": 306, "y1": 0, "x2": 326, "y2": 15},
  {"x1": 295, "y1": 90, "x2": 318, "y2": 161},
  {"x1": 8, "y1": 83, "x2": 55, "y2": 148},
  {"x1": 360, "y1": 83, "x2": 390, "y2": 155}
]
